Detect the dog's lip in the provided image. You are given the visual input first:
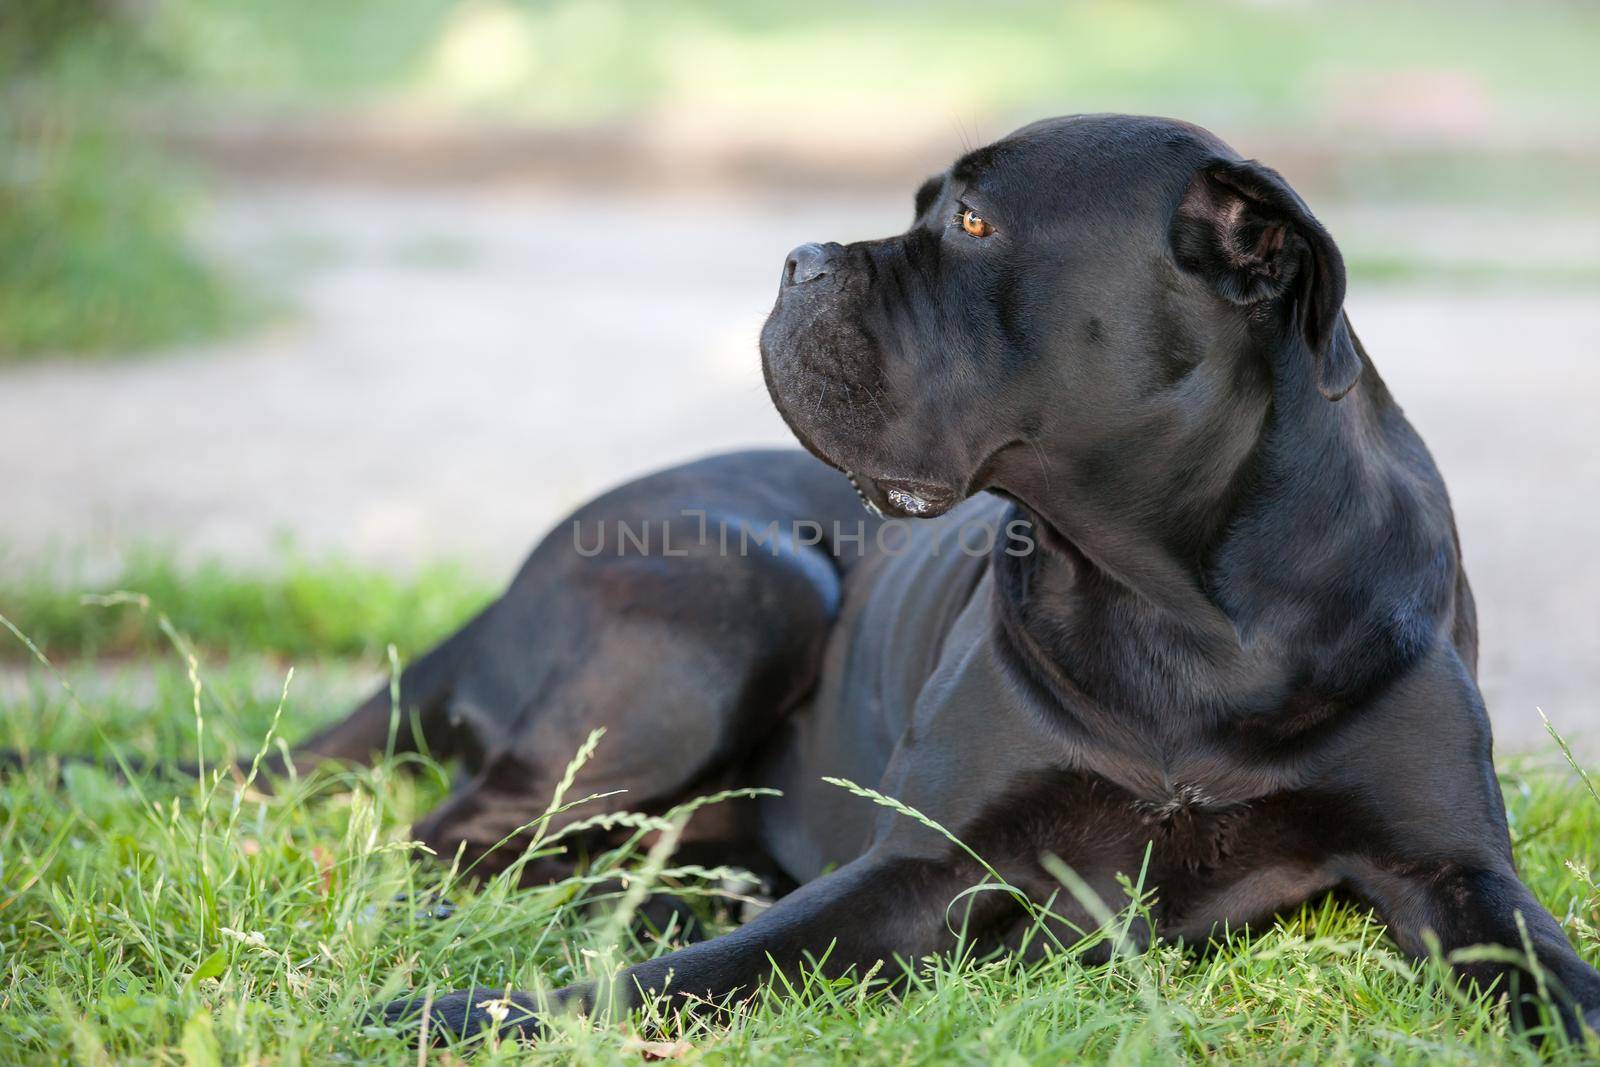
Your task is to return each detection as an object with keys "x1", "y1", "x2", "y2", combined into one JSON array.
[{"x1": 848, "y1": 473, "x2": 958, "y2": 518}]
